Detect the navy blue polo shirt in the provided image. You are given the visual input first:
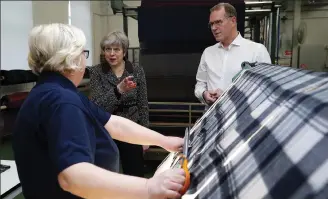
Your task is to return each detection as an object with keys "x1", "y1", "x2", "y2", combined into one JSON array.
[{"x1": 12, "y1": 71, "x2": 120, "y2": 199}]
